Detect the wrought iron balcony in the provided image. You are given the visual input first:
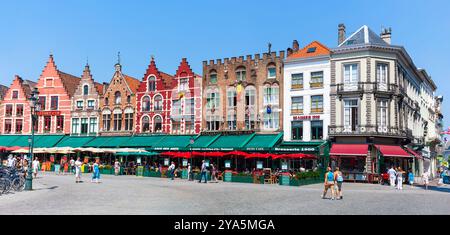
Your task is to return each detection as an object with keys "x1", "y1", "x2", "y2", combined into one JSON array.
[{"x1": 329, "y1": 125, "x2": 411, "y2": 139}]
